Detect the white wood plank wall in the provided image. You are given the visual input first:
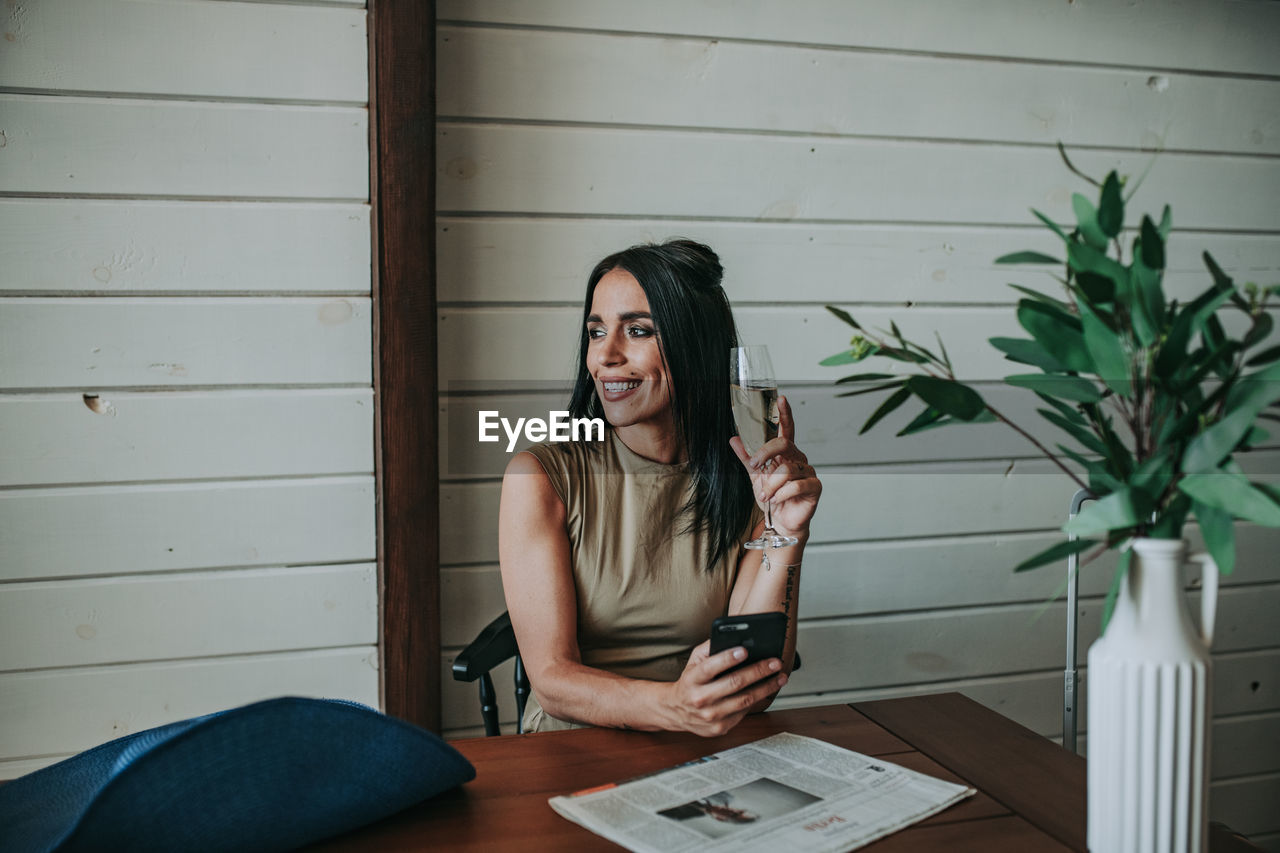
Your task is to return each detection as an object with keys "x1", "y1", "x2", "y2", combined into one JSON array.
[
  {"x1": 0, "y1": 0, "x2": 377, "y2": 778},
  {"x1": 435, "y1": 1, "x2": 1280, "y2": 845}
]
